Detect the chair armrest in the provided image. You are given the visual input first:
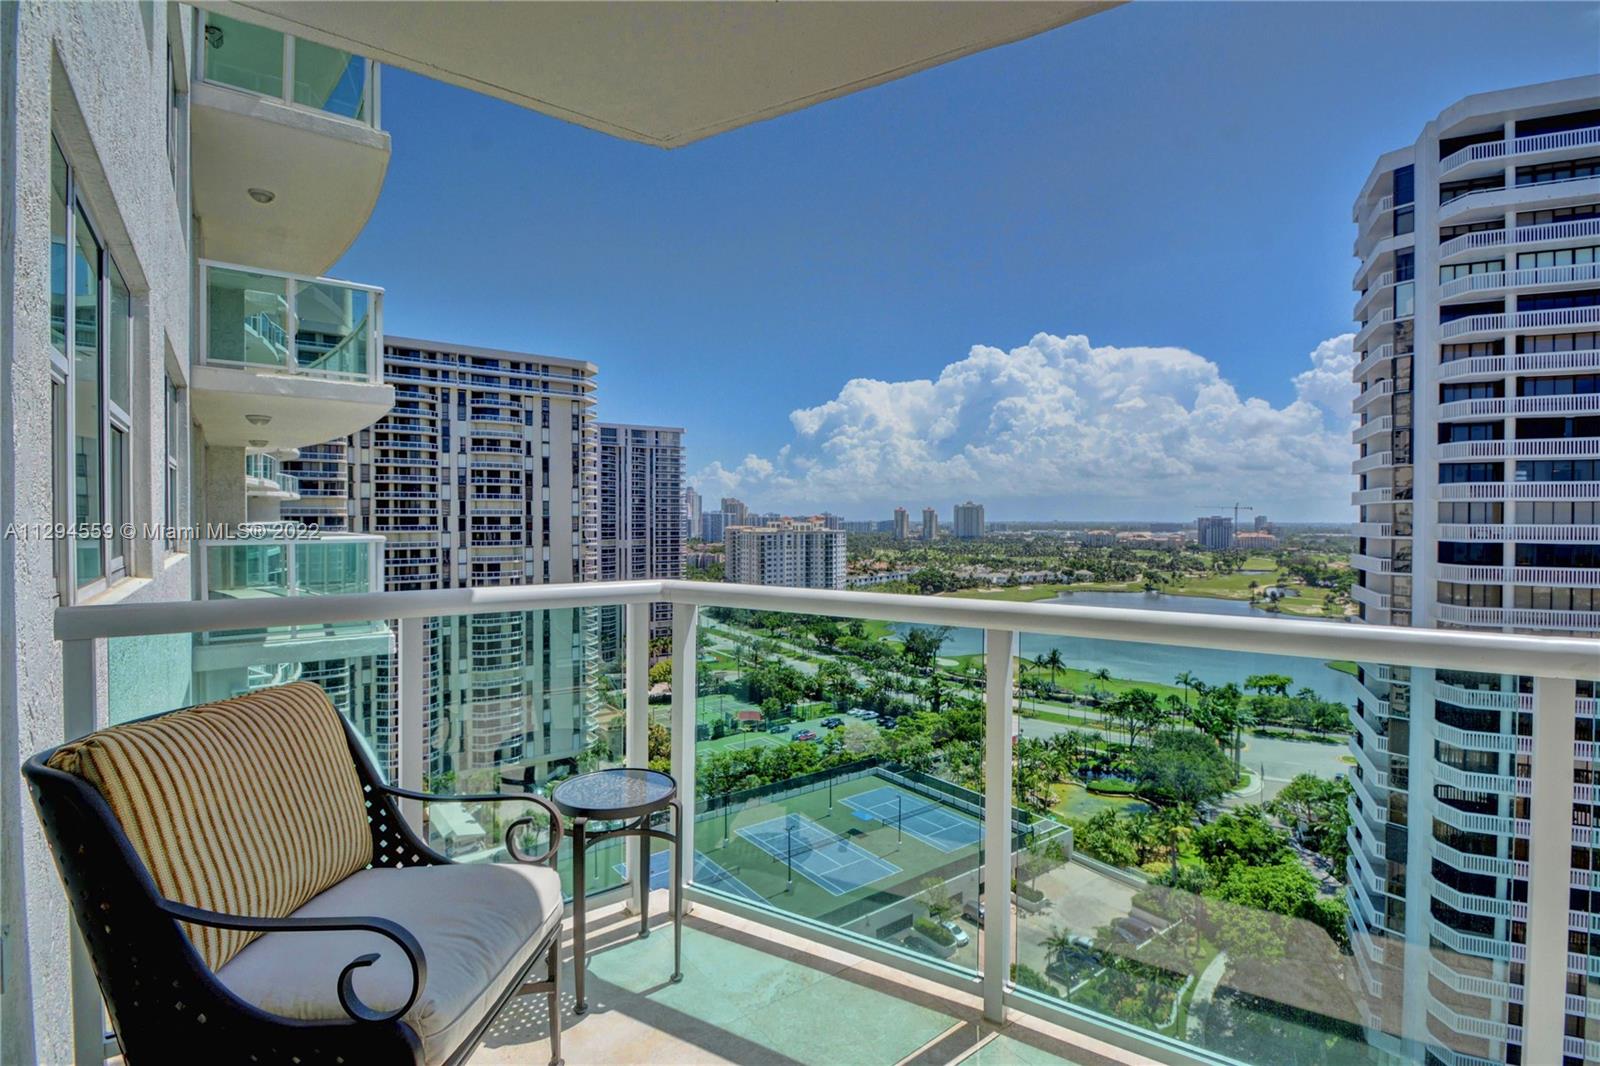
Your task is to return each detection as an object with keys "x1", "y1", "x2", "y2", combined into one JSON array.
[
  {"x1": 379, "y1": 783, "x2": 564, "y2": 866},
  {"x1": 157, "y1": 898, "x2": 427, "y2": 1024}
]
